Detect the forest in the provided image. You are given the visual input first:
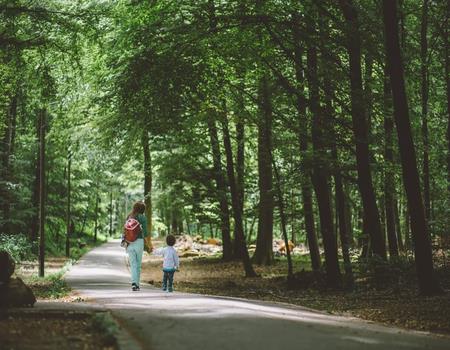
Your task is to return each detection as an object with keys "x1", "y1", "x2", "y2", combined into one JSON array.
[{"x1": 0, "y1": 0, "x2": 449, "y2": 314}]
